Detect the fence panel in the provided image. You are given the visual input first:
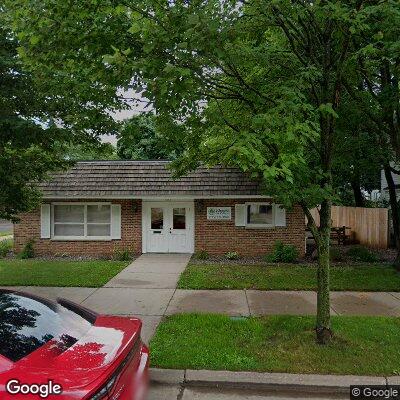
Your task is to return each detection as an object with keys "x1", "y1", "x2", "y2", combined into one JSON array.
[{"x1": 309, "y1": 206, "x2": 389, "y2": 249}]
